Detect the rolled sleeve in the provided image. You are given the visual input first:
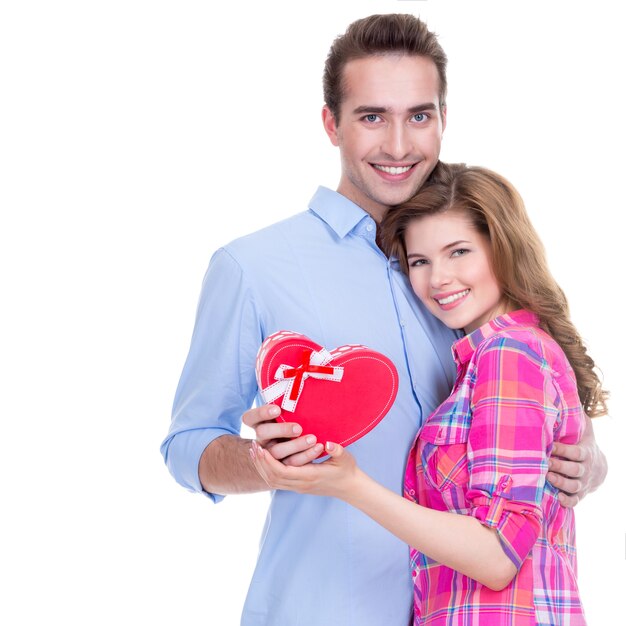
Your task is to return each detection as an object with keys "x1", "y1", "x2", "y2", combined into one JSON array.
[
  {"x1": 468, "y1": 476, "x2": 542, "y2": 569},
  {"x1": 160, "y1": 248, "x2": 263, "y2": 501},
  {"x1": 466, "y1": 337, "x2": 559, "y2": 569},
  {"x1": 161, "y1": 428, "x2": 227, "y2": 502}
]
